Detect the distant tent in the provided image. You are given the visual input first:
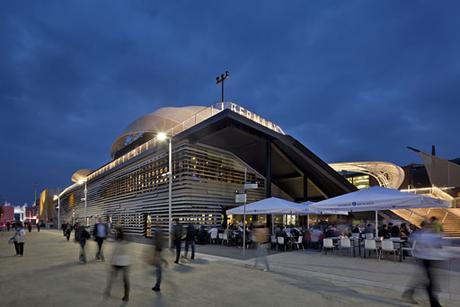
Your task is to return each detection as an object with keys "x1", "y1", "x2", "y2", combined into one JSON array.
[{"x1": 309, "y1": 186, "x2": 450, "y2": 236}]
